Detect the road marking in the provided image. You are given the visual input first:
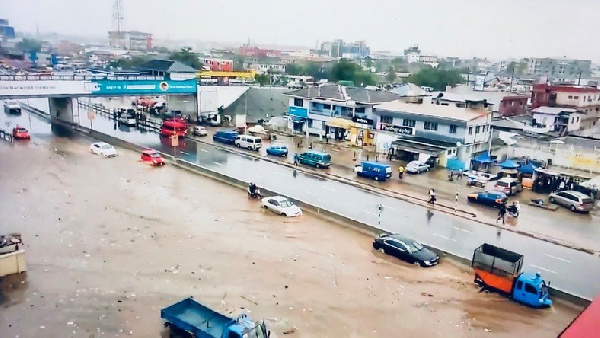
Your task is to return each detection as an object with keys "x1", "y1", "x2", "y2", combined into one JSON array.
[
  {"x1": 452, "y1": 226, "x2": 472, "y2": 233},
  {"x1": 180, "y1": 151, "x2": 188, "y2": 155},
  {"x1": 273, "y1": 171, "x2": 286, "y2": 176},
  {"x1": 433, "y1": 233, "x2": 457, "y2": 242},
  {"x1": 529, "y1": 264, "x2": 558, "y2": 275},
  {"x1": 256, "y1": 175, "x2": 264, "y2": 179},
  {"x1": 544, "y1": 254, "x2": 571, "y2": 263},
  {"x1": 213, "y1": 161, "x2": 222, "y2": 166},
  {"x1": 321, "y1": 186, "x2": 335, "y2": 192},
  {"x1": 382, "y1": 204, "x2": 397, "y2": 210},
  {"x1": 304, "y1": 191, "x2": 316, "y2": 196},
  {"x1": 199, "y1": 149, "x2": 208, "y2": 153},
  {"x1": 362, "y1": 210, "x2": 378, "y2": 216}
]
